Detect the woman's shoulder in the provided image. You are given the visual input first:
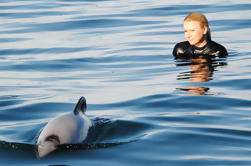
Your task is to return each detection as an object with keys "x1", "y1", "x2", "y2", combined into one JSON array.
[
  {"x1": 207, "y1": 40, "x2": 226, "y2": 49},
  {"x1": 174, "y1": 41, "x2": 190, "y2": 49},
  {"x1": 173, "y1": 41, "x2": 191, "y2": 57},
  {"x1": 207, "y1": 40, "x2": 228, "y2": 56}
]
